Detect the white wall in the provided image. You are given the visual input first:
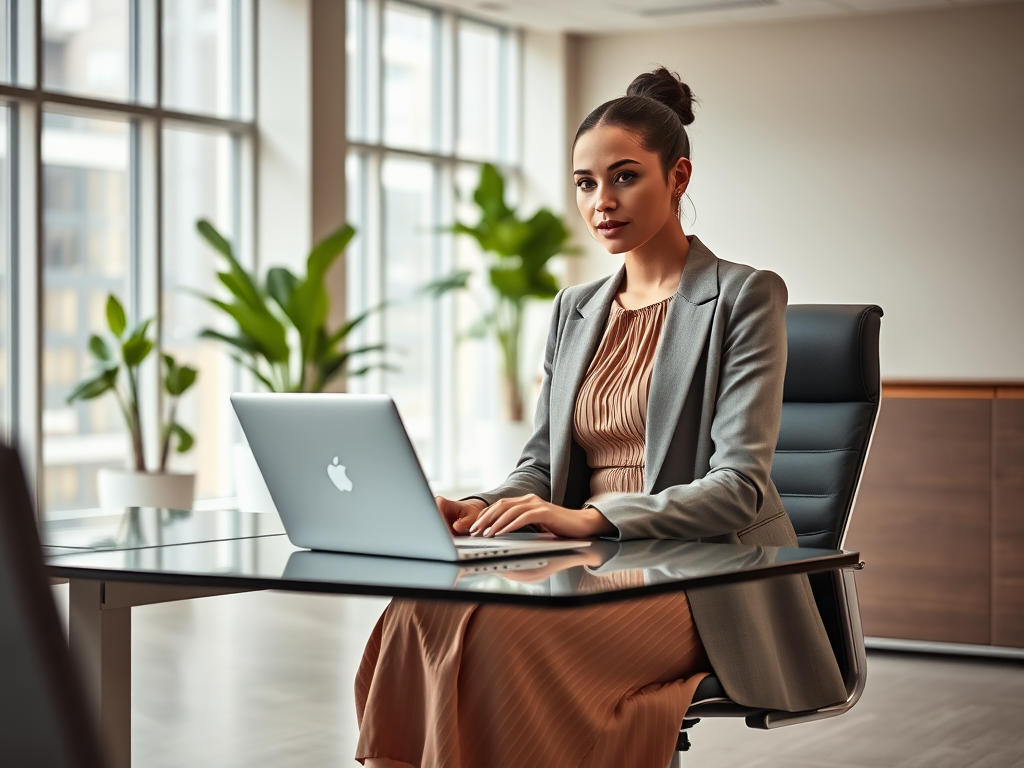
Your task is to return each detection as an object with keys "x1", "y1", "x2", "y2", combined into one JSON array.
[
  {"x1": 570, "y1": 4, "x2": 1024, "y2": 380},
  {"x1": 521, "y1": 30, "x2": 571, "y2": 217}
]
